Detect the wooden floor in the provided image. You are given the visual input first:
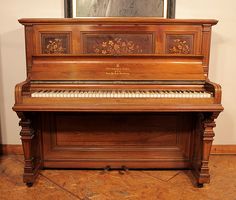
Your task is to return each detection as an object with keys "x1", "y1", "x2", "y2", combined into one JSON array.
[{"x1": 0, "y1": 155, "x2": 235, "y2": 200}]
